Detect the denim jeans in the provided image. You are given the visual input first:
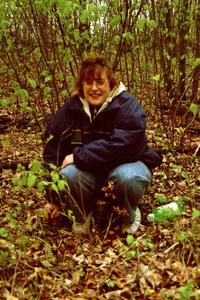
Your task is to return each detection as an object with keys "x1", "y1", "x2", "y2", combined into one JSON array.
[{"x1": 60, "y1": 161, "x2": 152, "y2": 224}]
